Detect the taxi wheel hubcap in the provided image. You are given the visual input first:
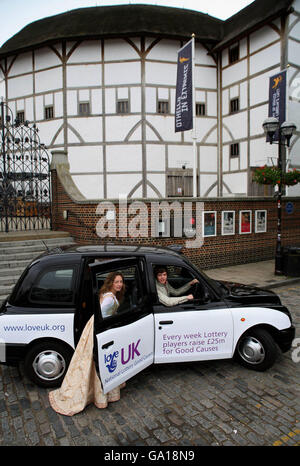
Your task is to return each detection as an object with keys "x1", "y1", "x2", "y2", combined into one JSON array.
[
  {"x1": 238, "y1": 336, "x2": 265, "y2": 365},
  {"x1": 33, "y1": 351, "x2": 66, "y2": 381}
]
